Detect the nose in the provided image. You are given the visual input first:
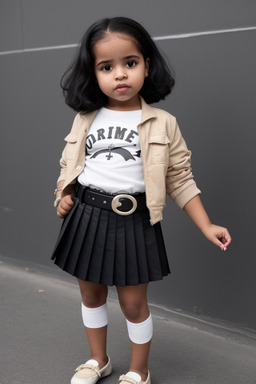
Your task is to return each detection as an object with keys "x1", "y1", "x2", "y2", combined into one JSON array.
[{"x1": 115, "y1": 66, "x2": 128, "y2": 80}]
